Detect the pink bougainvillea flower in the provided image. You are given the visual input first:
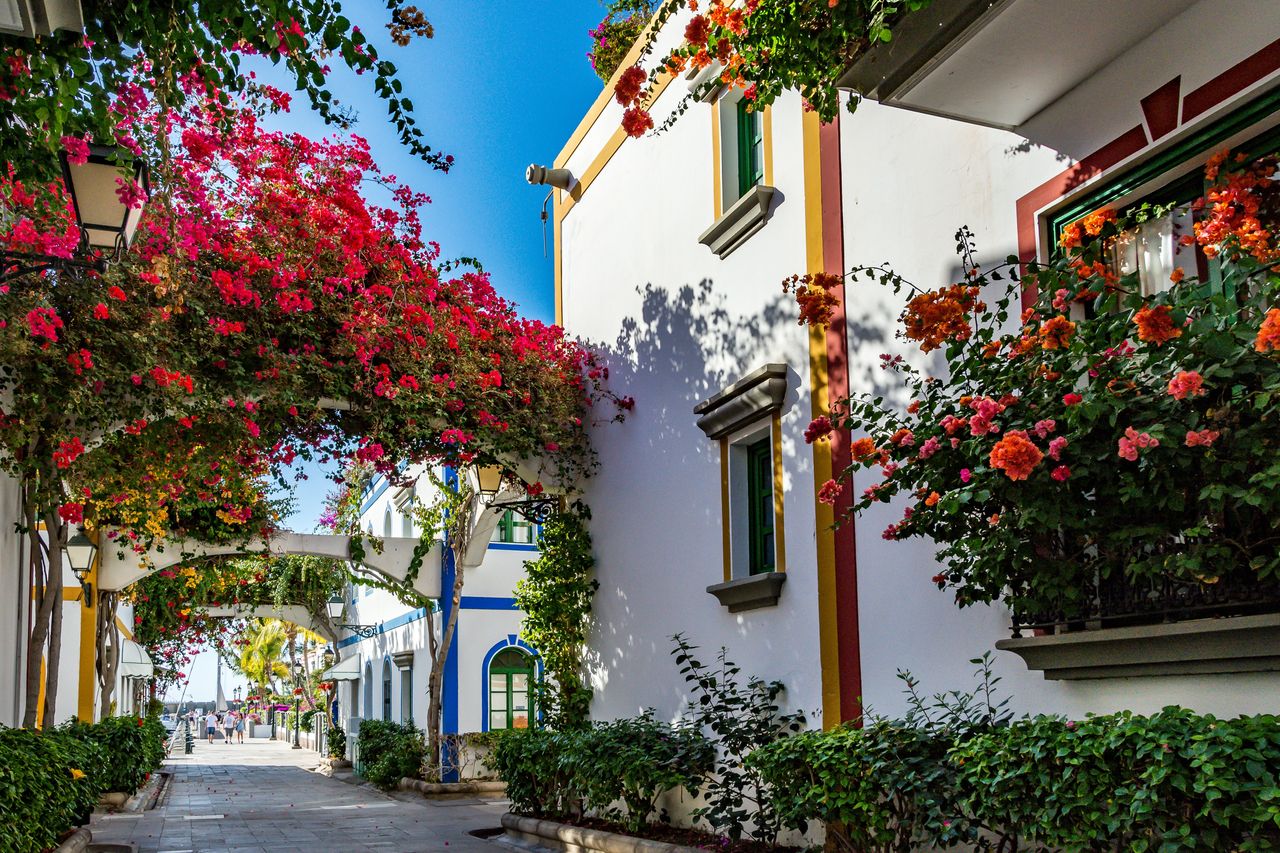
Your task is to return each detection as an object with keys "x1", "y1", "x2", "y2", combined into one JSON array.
[
  {"x1": 1167, "y1": 370, "x2": 1205, "y2": 400},
  {"x1": 817, "y1": 478, "x2": 845, "y2": 506},
  {"x1": 1118, "y1": 426, "x2": 1159, "y2": 461},
  {"x1": 804, "y1": 416, "x2": 833, "y2": 444},
  {"x1": 1185, "y1": 429, "x2": 1221, "y2": 447}
]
